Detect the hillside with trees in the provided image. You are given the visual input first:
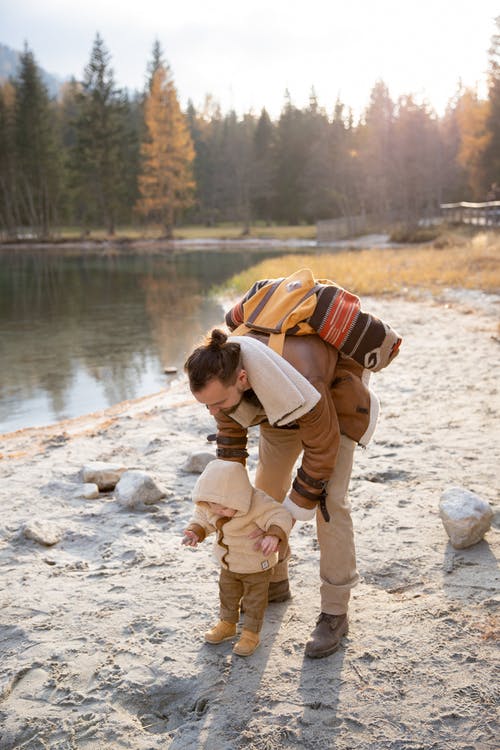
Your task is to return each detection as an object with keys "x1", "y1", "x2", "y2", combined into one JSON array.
[{"x1": 0, "y1": 19, "x2": 499, "y2": 240}]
